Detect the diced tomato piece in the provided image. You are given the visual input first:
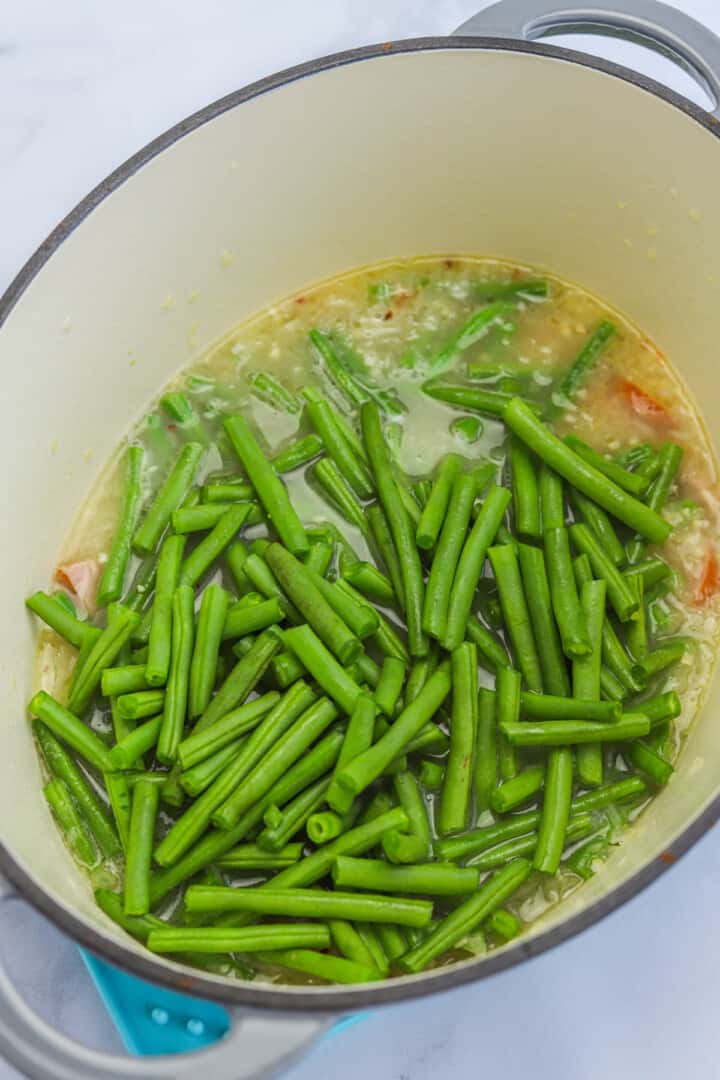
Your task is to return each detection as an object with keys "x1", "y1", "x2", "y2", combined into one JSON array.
[
  {"x1": 694, "y1": 548, "x2": 720, "y2": 605},
  {"x1": 619, "y1": 378, "x2": 668, "y2": 418}
]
